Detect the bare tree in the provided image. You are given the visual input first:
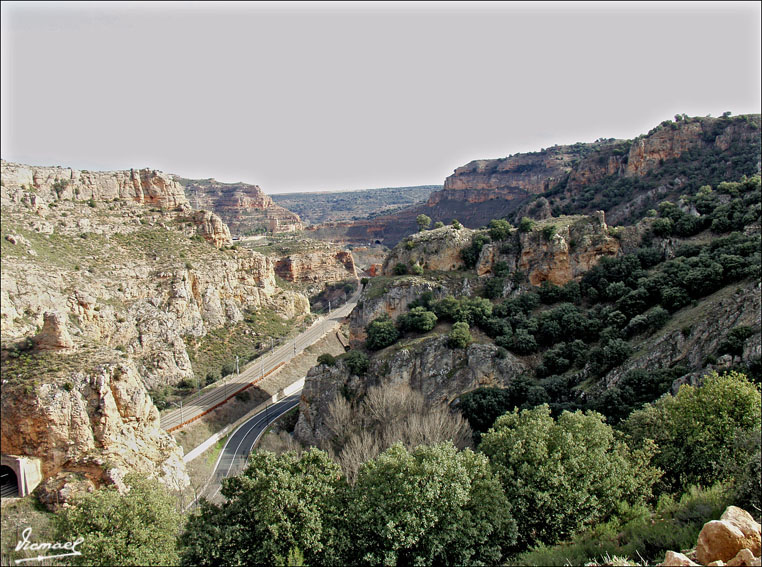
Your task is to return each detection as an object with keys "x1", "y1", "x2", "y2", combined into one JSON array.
[
  {"x1": 257, "y1": 430, "x2": 304, "y2": 456},
  {"x1": 339, "y1": 430, "x2": 380, "y2": 483},
  {"x1": 324, "y1": 394, "x2": 357, "y2": 450},
  {"x1": 326, "y1": 382, "x2": 473, "y2": 481}
]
